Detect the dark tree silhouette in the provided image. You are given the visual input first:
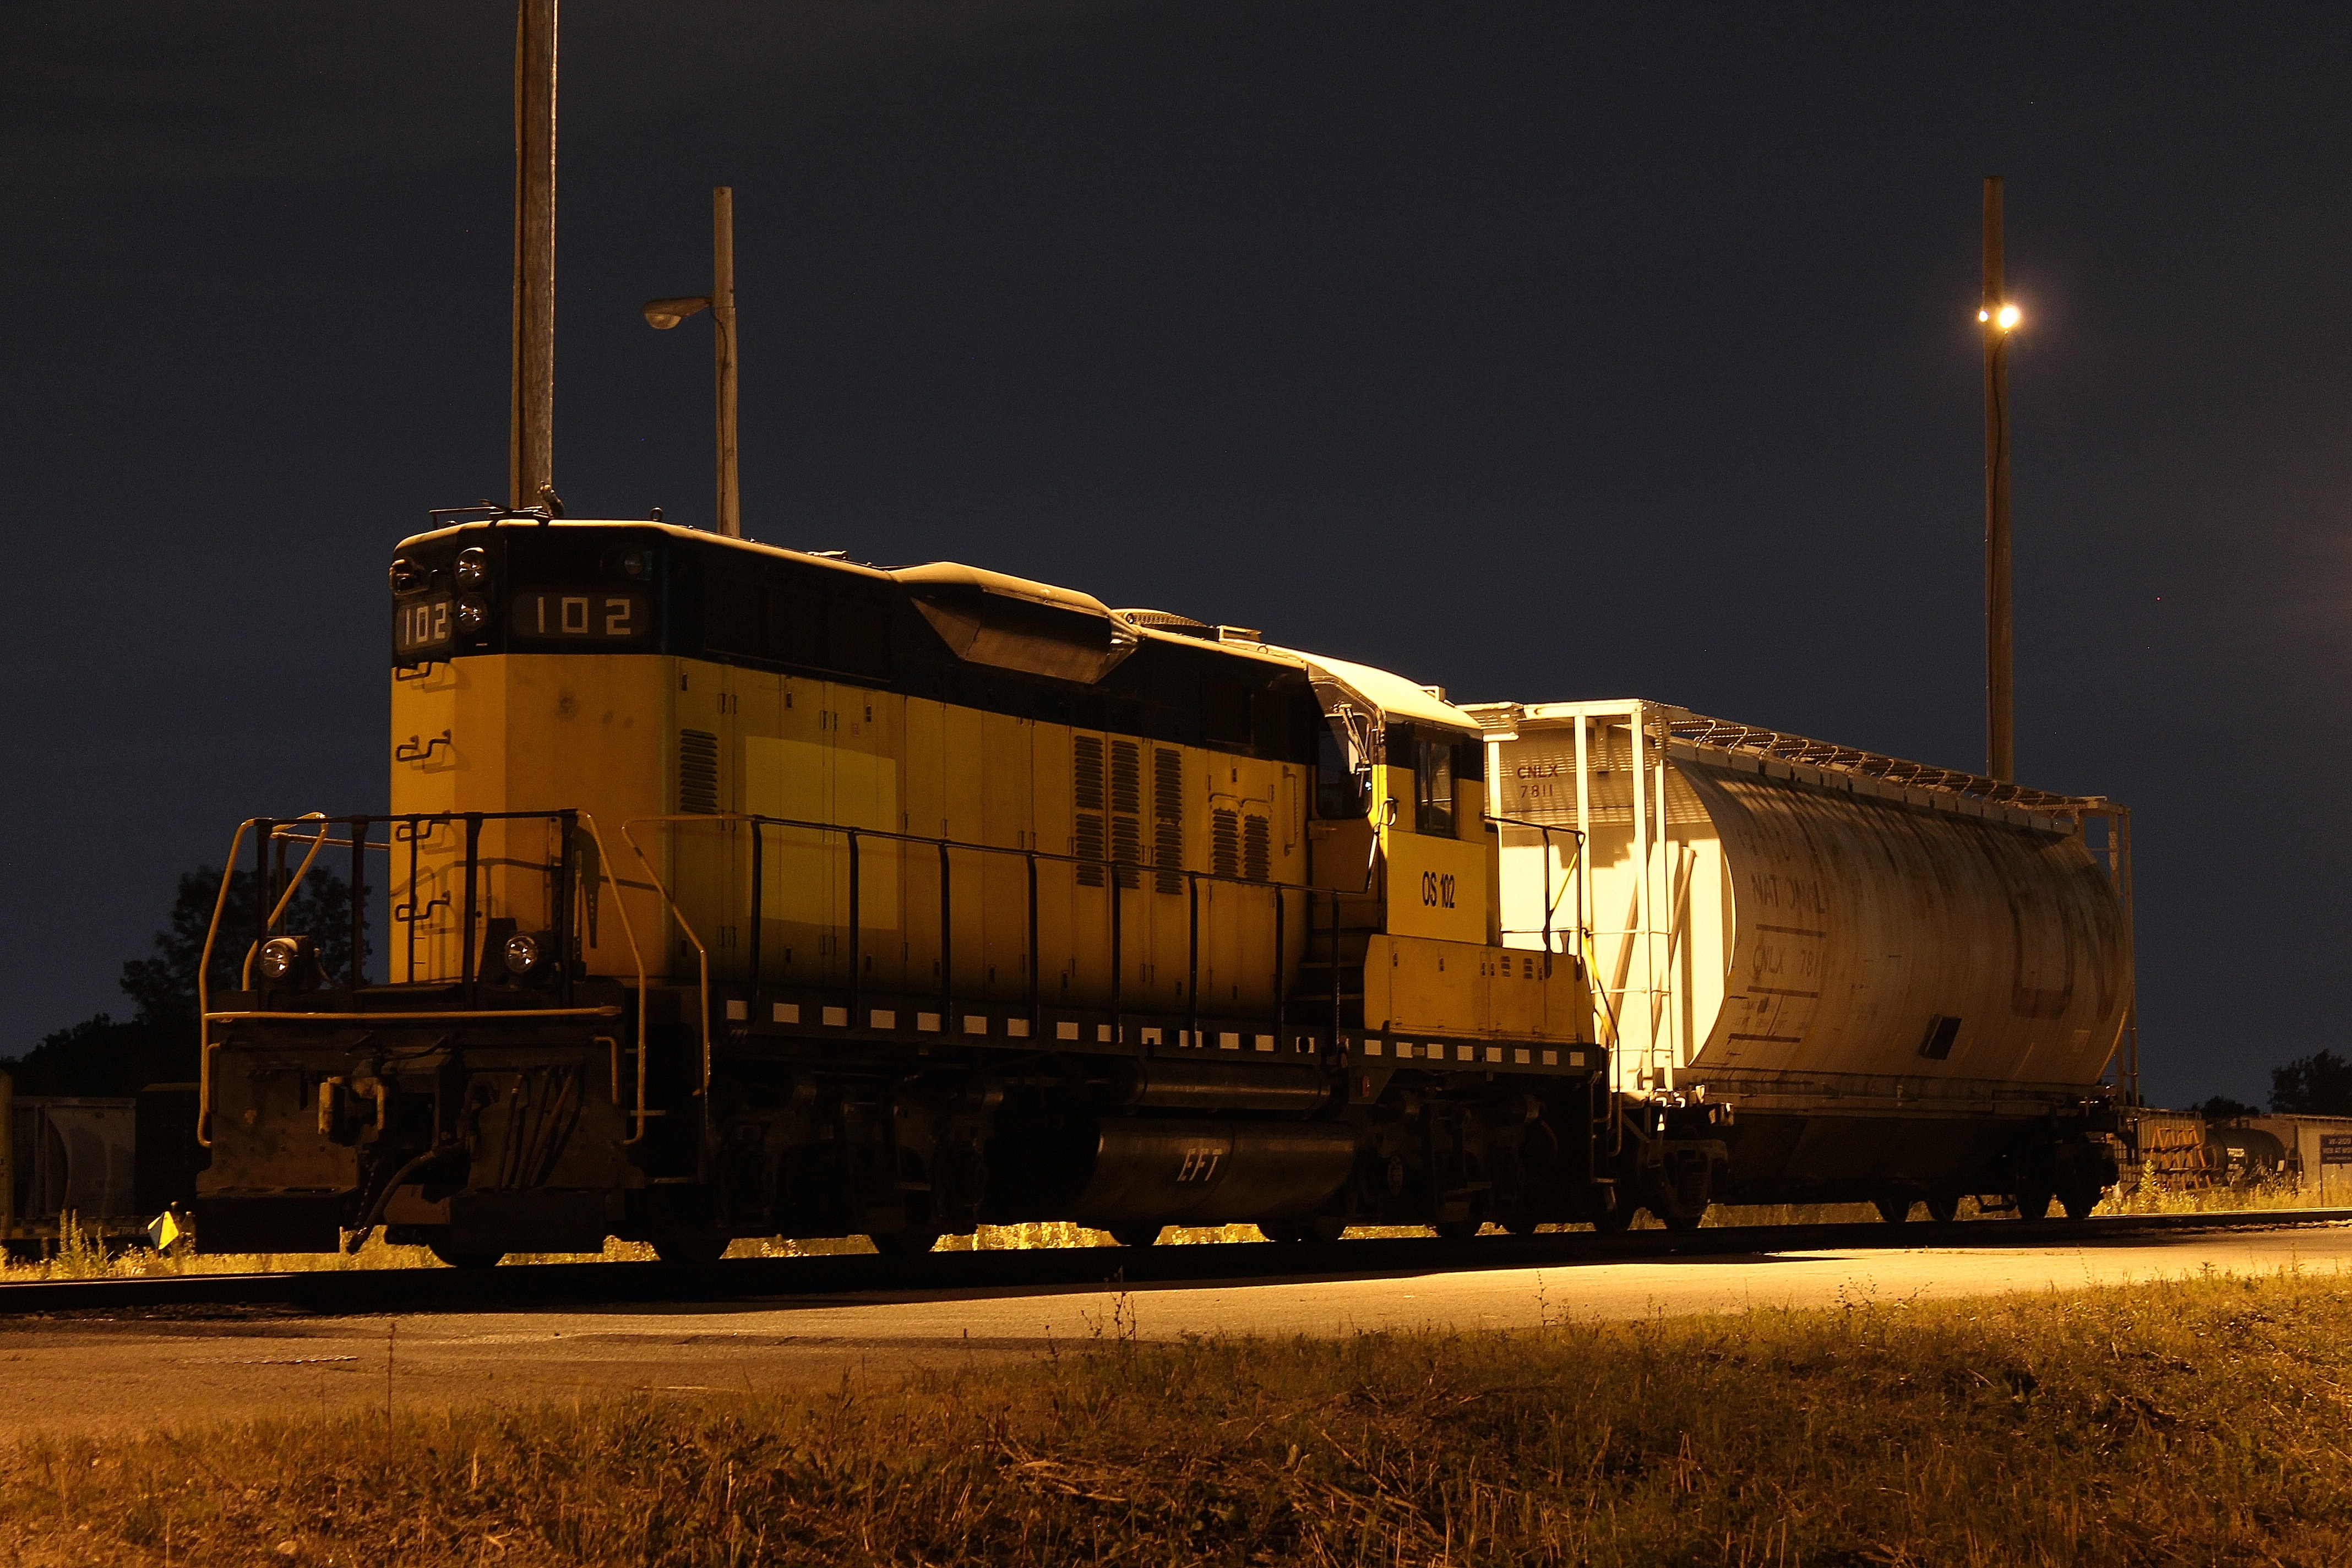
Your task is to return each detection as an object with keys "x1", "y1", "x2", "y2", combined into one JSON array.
[
  {"x1": 4, "y1": 863, "x2": 360, "y2": 1096},
  {"x1": 119, "y1": 864, "x2": 360, "y2": 1025},
  {"x1": 2270, "y1": 1050, "x2": 2352, "y2": 1117}
]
